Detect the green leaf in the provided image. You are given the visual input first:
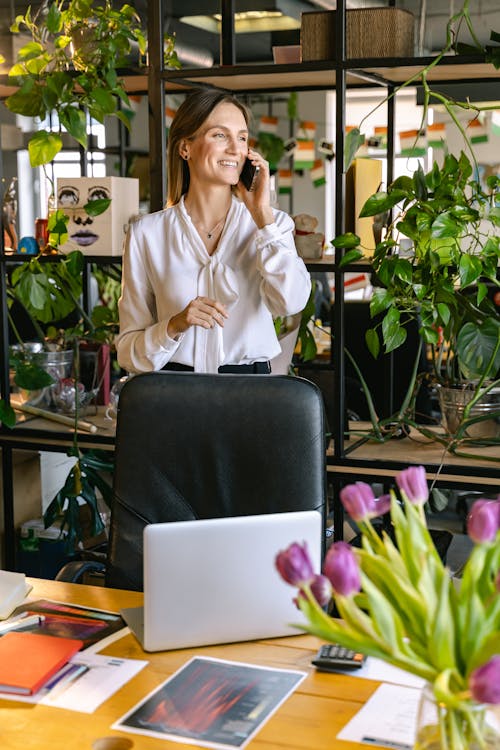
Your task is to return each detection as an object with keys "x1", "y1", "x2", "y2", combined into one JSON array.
[
  {"x1": 430, "y1": 212, "x2": 461, "y2": 239},
  {"x1": 65, "y1": 250, "x2": 85, "y2": 276},
  {"x1": 46, "y1": 1, "x2": 63, "y2": 34},
  {"x1": 394, "y1": 258, "x2": 413, "y2": 283},
  {"x1": 436, "y1": 303, "x2": 450, "y2": 326},
  {"x1": 359, "y1": 190, "x2": 407, "y2": 218},
  {"x1": 429, "y1": 488, "x2": 449, "y2": 513},
  {"x1": 428, "y1": 573, "x2": 456, "y2": 671},
  {"x1": 338, "y1": 248, "x2": 363, "y2": 267},
  {"x1": 48, "y1": 209, "x2": 69, "y2": 247},
  {"x1": 84, "y1": 198, "x2": 111, "y2": 217},
  {"x1": 457, "y1": 319, "x2": 500, "y2": 380},
  {"x1": 14, "y1": 361, "x2": 54, "y2": 390},
  {"x1": 331, "y1": 232, "x2": 360, "y2": 249},
  {"x1": 60, "y1": 106, "x2": 87, "y2": 149},
  {"x1": 0, "y1": 400, "x2": 16, "y2": 428},
  {"x1": 5, "y1": 86, "x2": 45, "y2": 118},
  {"x1": 344, "y1": 128, "x2": 364, "y2": 171},
  {"x1": 17, "y1": 41, "x2": 44, "y2": 61},
  {"x1": 91, "y1": 86, "x2": 119, "y2": 115},
  {"x1": 28, "y1": 130, "x2": 62, "y2": 167},
  {"x1": 488, "y1": 206, "x2": 500, "y2": 227},
  {"x1": 365, "y1": 328, "x2": 380, "y2": 358},
  {"x1": 459, "y1": 254, "x2": 482, "y2": 287},
  {"x1": 370, "y1": 287, "x2": 393, "y2": 316}
]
